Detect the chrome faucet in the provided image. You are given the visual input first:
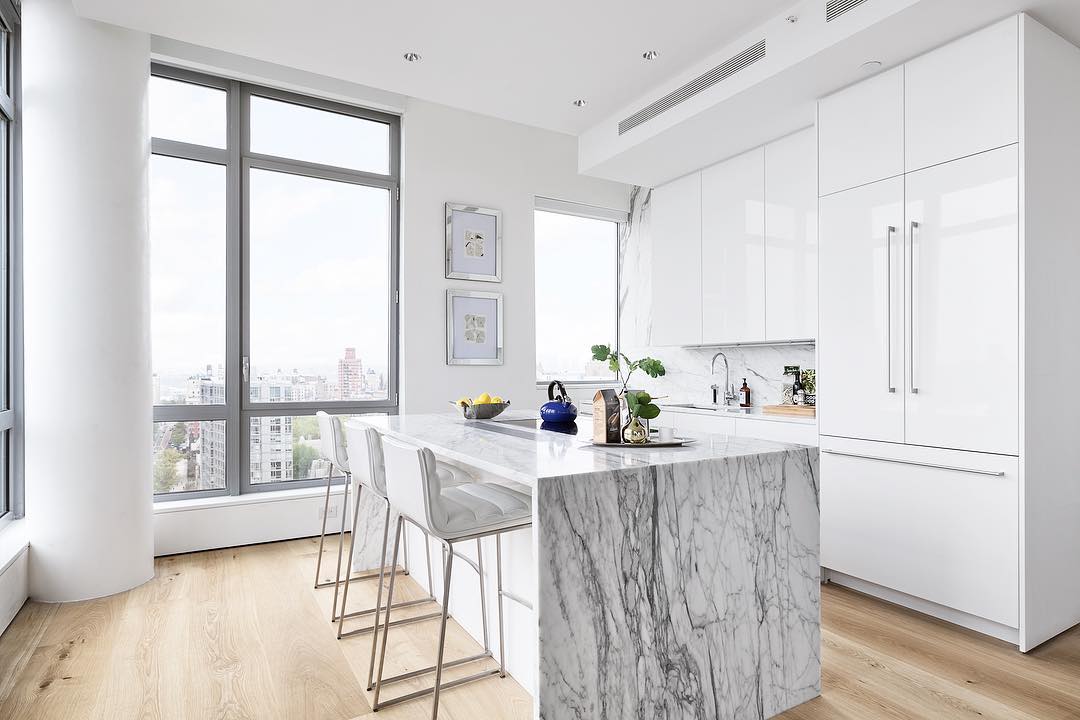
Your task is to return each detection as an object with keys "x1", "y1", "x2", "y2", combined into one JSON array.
[{"x1": 709, "y1": 351, "x2": 737, "y2": 406}]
